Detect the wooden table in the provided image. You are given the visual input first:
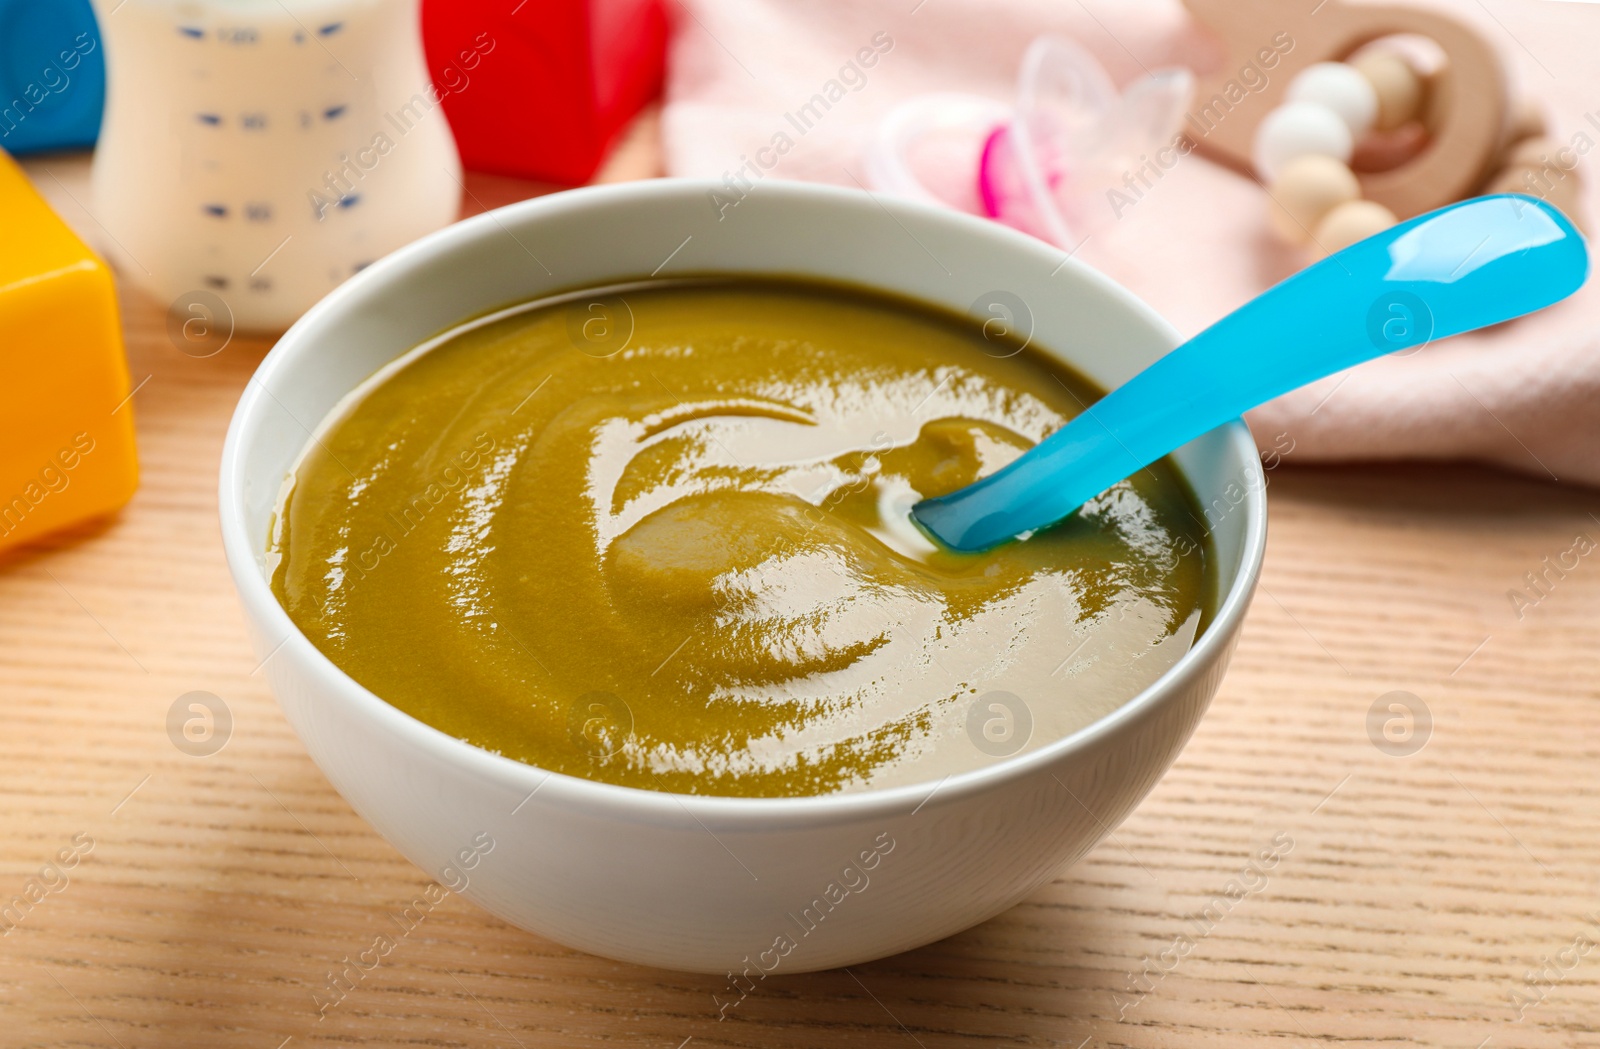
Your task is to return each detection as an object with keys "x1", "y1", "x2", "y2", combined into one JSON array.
[{"x1": 7, "y1": 113, "x2": 1599, "y2": 1049}]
